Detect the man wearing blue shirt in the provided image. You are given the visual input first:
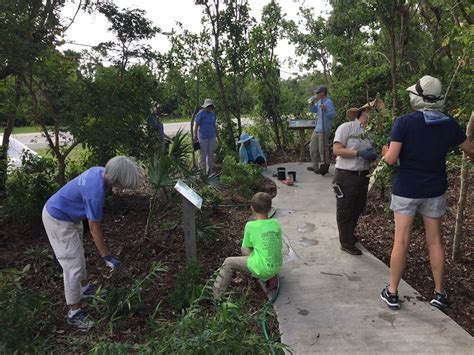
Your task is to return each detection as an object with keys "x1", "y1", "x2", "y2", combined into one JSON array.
[{"x1": 308, "y1": 85, "x2": 336, "y2": 176}]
